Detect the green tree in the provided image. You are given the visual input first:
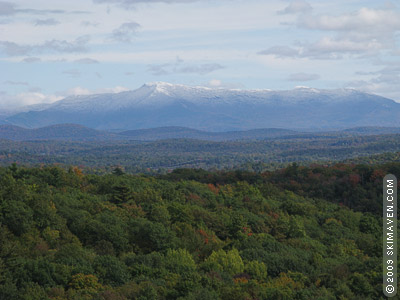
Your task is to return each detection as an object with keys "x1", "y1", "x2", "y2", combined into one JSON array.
[{"x1": 205, "y1": 248, "x2": 244, "y2": 276}]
